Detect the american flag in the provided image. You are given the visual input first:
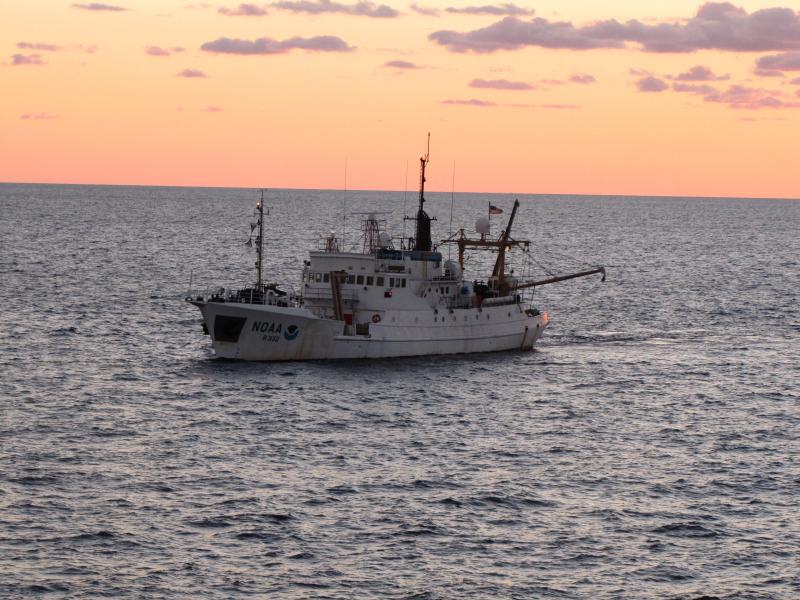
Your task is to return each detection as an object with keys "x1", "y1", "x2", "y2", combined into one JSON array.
[{"x1": 489, "y1": 205, "x2": 503, "y2": 215}]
